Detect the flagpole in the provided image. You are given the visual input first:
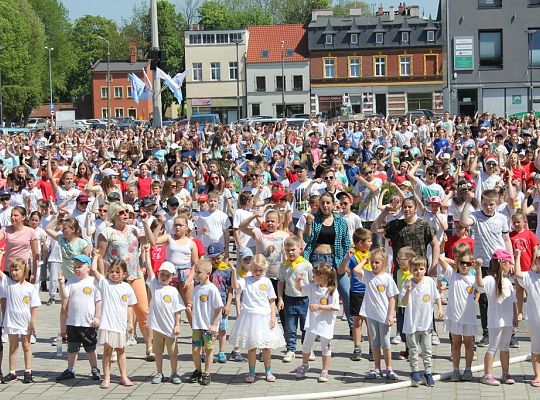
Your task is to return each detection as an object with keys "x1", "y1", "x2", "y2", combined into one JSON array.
[{"x1": 151, "y1": 0, "x2": 163, "y2": 127}]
